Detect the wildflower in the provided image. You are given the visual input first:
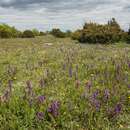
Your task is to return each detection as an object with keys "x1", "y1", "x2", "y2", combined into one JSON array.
[
  {"x1": 128, "y1": 62, "x2": 130, "y2": 69},
  {"x1": 37, "y1": 95, "x2": 46, "y2": 104},
  {"x1": 92, "y1": 90, "x2": 99, "y2": 99},
  {"x1": 114, "y1": 103, "x2": 122, "y2": 114},
  {"x1": 128, "y1": 85, "x2": 130, "y2": 89},
  {"x1": 90, "y1": 90, "x2": 101, "y2": 111},
  {"x1": 128, "y1": 96, "x2": 130, "y2": 99},
  {"x1": 69, "y1": 66, "x2": 73, "y2": 77},
  {"x1": 36, "y1": 112, "x2": 44, "y2": 120},
  {"x1": 48, "y1": 101, "x2": 60, "y2": 117},
  {"x1": 119, "y1": 124, "x2": 124, "y2": 128},
  {"x1": 90, "y1": 74, "x2": 94, "y2": 77},
  {"x1": 13, "y1": 77, "x2": 17, "y2": 80},
  {"x1": 63, "y1": 63, "x2": 66, "y2": 70},
  {"x1": 90, "y1": 97, "x2": 100, "y2": 111},
  {"x1": 94, "y1": 100, "x2": 100, "y2": 111}
]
